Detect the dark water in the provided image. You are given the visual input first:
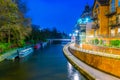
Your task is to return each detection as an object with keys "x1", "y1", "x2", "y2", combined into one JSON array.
[{"x1": 0, "y1": 43, "x2": 87, "y2": 80}]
